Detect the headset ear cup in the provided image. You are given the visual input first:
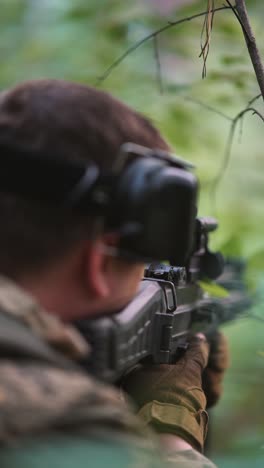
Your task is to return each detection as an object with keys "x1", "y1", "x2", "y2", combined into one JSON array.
[{"x1": 113, "y1": 157, "x2": 198, "y2": 265}]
